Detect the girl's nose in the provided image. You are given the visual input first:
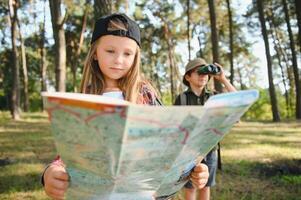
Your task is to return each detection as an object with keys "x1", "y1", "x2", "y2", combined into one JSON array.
[{"x1": 114, "y1": 54, "x2": 123, "y2": 64}]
